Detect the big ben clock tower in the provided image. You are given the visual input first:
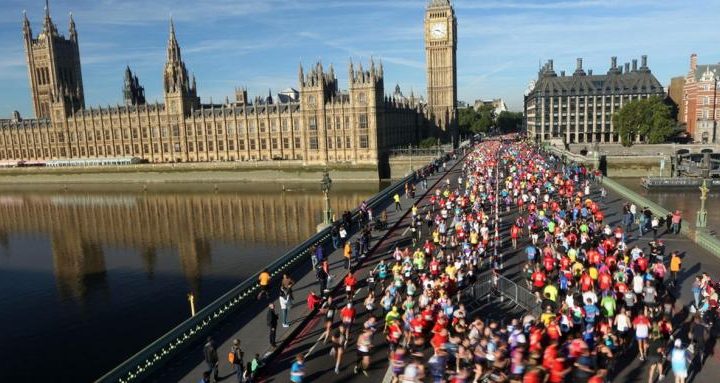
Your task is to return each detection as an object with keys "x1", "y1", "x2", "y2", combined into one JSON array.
[{"x1": 425, "y1": 0, "x2": 457, "y2": 139}]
